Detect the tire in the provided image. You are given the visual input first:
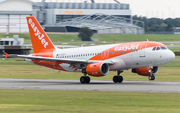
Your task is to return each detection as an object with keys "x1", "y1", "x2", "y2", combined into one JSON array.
[
  {"x1": 113, "y1": 76, "x2": 118, "y2": 83},
  {"x1": 149, "y1": 76, "x2": 155, "y2": 81},
  {"x1": 80, "y1": 77, "x2": 85, "y2": 84},
  {"x1": 86, "y1": 76, "x2": 90, "y2": 83},
  {"x1": 118, "y1": 76, "x2": 123, "y2": 83}
]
